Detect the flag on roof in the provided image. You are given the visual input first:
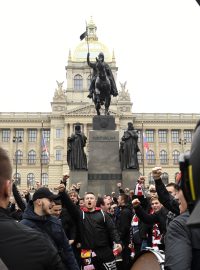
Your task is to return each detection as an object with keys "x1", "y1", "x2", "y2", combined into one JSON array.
[{"x1": 80, "y1": 31, "x2": 87, "y2": 41}]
